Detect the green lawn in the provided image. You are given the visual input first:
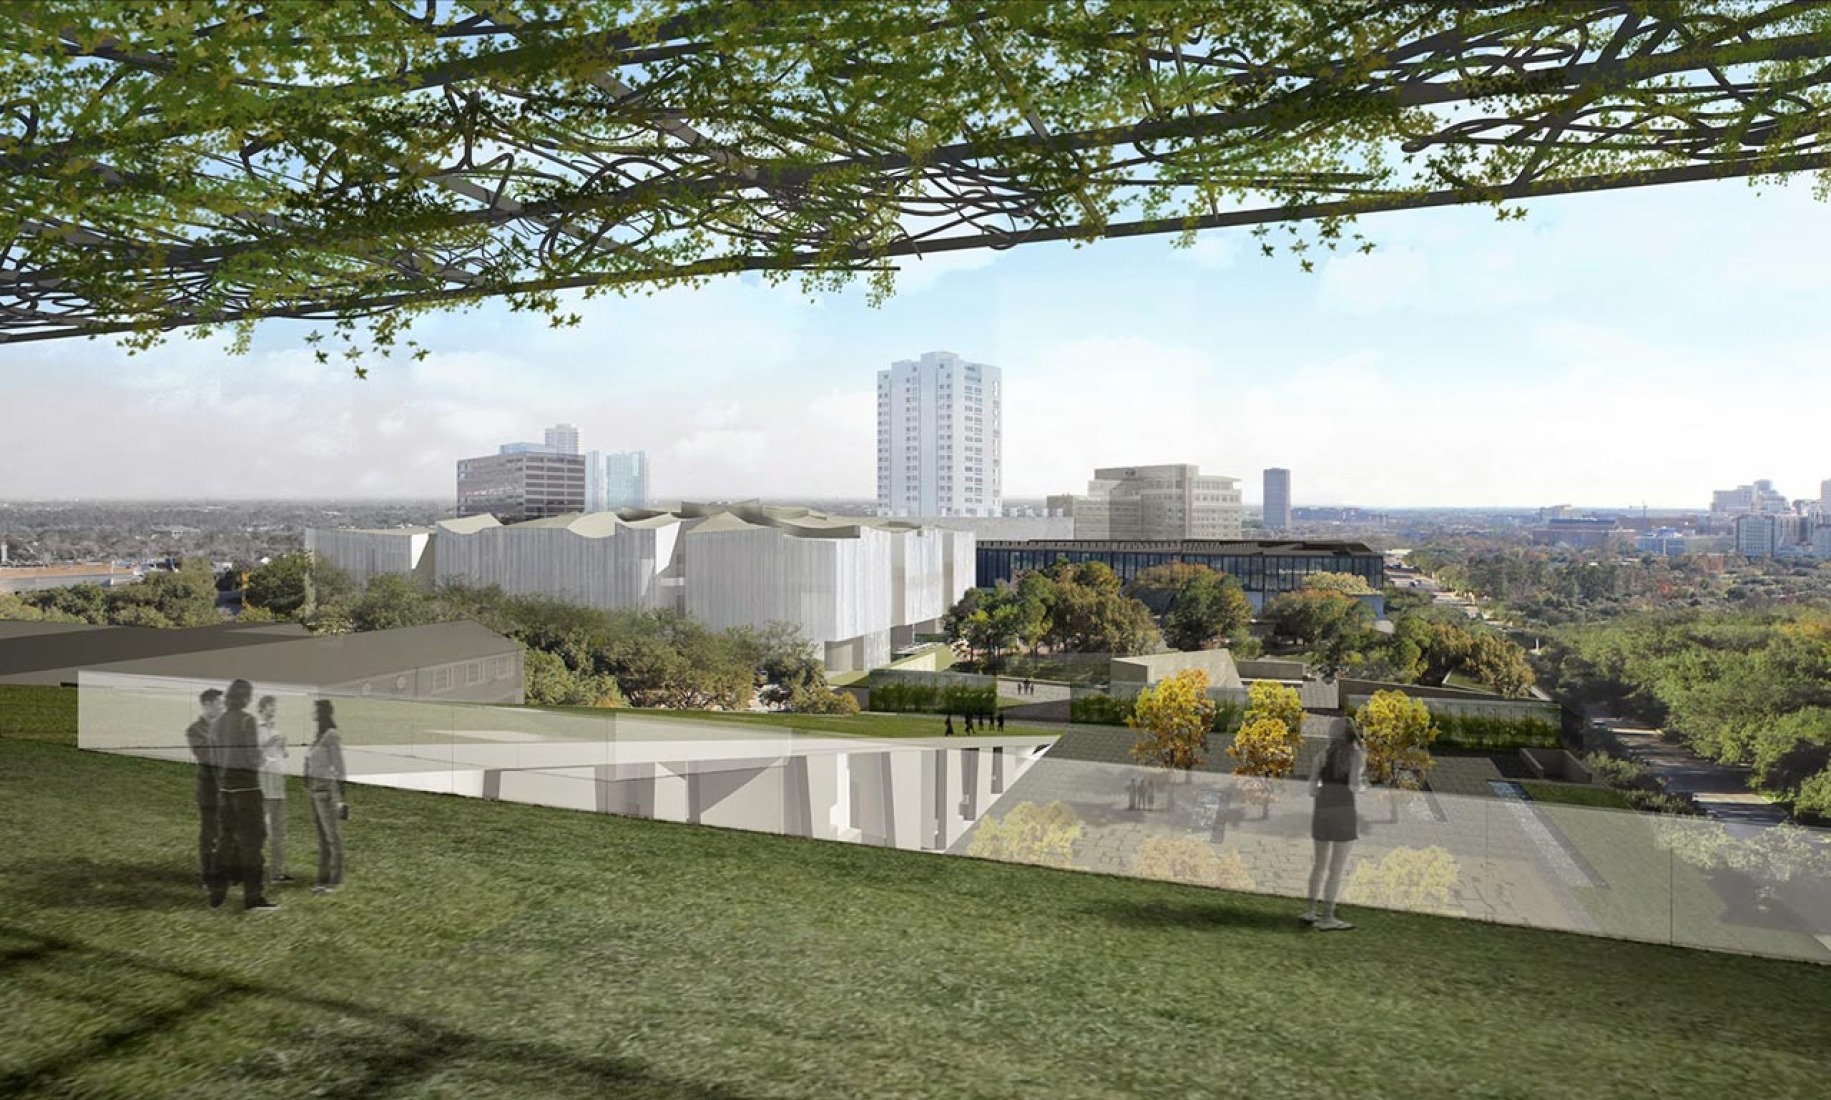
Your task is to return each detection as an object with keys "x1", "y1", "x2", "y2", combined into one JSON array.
[
  {"x1": 4, "y1": 692, "x2": 1830, "y2": 1098},
  {"x1": 1520, "y1": 781, "x2": 1637, "y2": 811}
]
